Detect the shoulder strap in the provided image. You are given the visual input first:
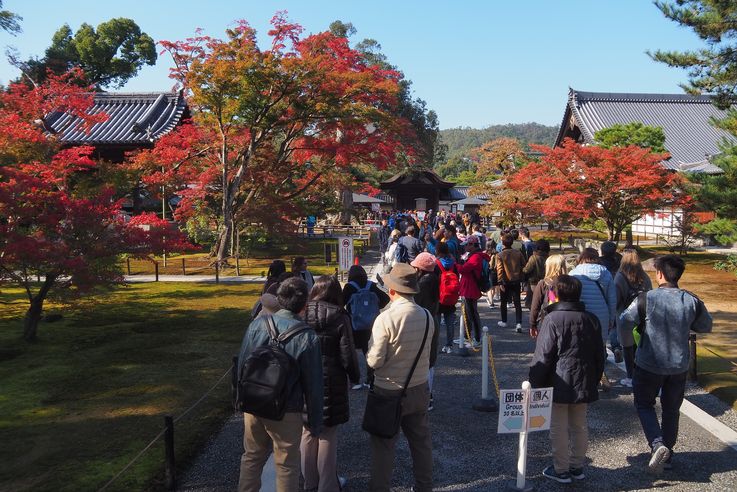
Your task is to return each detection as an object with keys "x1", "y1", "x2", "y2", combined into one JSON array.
[
  {"x1": 362, "y1": 281, "x2": 373, "y2": 292},
  {"x1": 265, "y1": 315, "x2": 280, "y2": 342},
  {"x1": 276, "y1": 321, "x2": 310, "y2": 344},
  {"x1": 594, "y1": 280, "x2": 609, "y2": 307},
  {"x1": 348, "y1": 281, "x2": 360, "y2": 290},
  {"x1": 401, "y1": 309, "x2": 430, "y2": 396},
  {"x1": 436, "y1": 259, "x2": 447, "y2": 273}
]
